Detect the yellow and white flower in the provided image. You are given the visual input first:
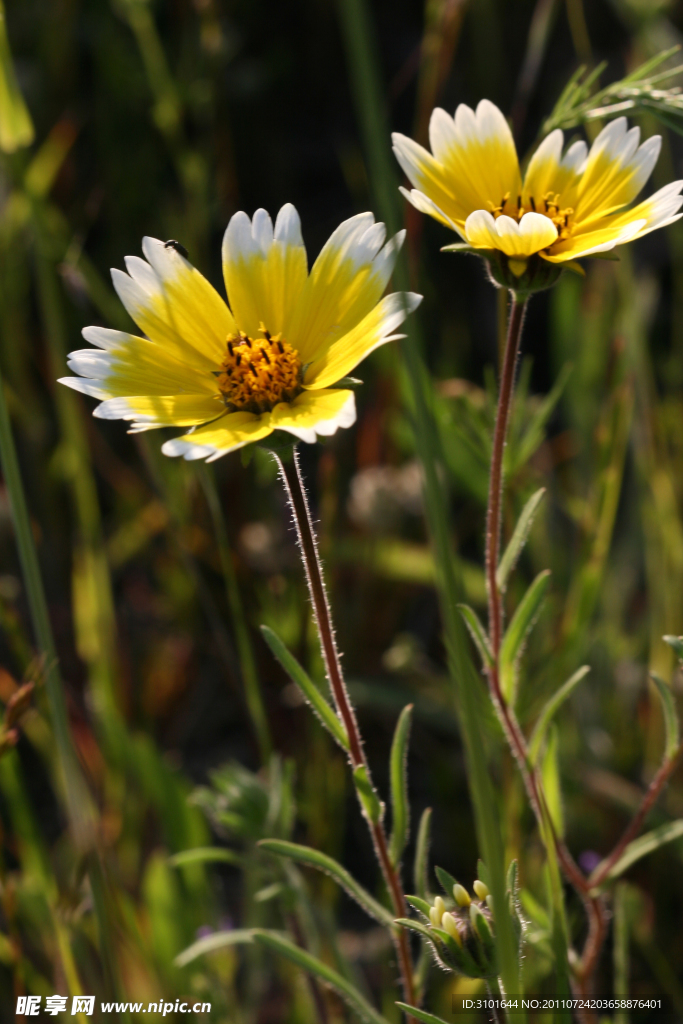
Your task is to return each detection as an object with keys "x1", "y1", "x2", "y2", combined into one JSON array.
[
  {"x1": 393, "y1": 99, "x2": 683, "y2": 284},
  {"x1": 59, "y1": 206, "x2": 420, "y2": 461}
]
